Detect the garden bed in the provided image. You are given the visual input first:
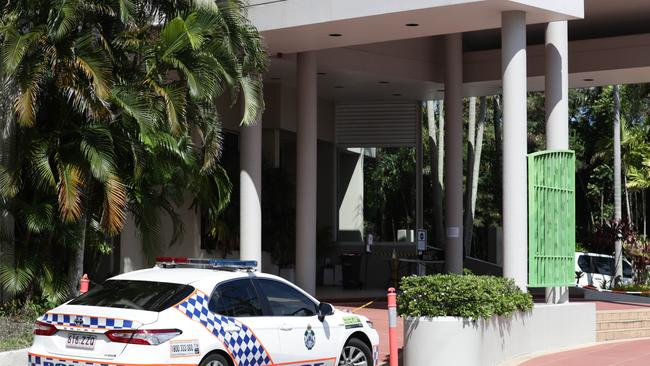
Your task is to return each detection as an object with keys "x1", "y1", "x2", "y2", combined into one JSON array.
[{"x1": 0, "y1": 314, "x2": 33, "y2": 352}]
